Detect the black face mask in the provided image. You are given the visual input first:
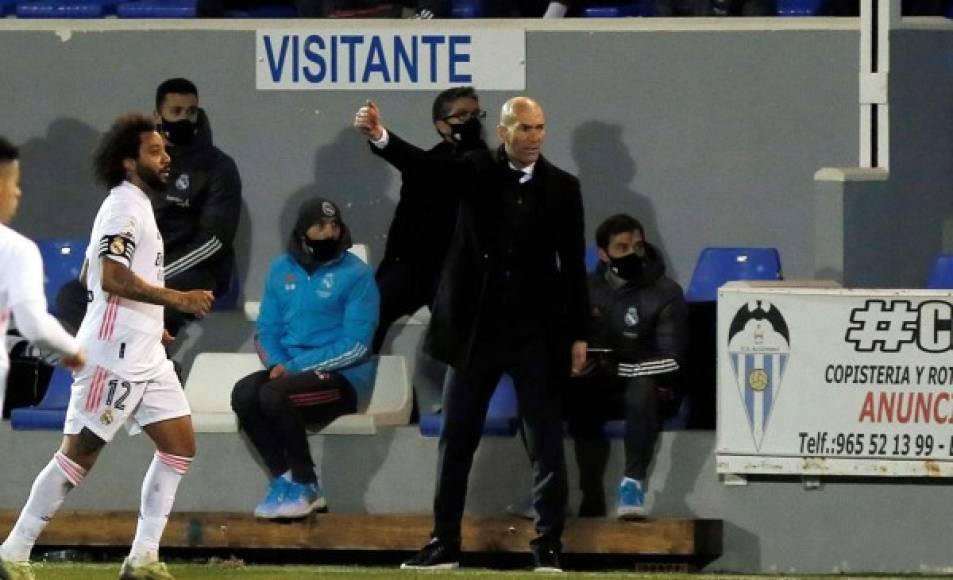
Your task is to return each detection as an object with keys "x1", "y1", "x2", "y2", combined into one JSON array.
[
  {"x1": 160, "y1": 118, "x2": 197, "y2": 146},
  {"x1": 449, "y1": 117, "x2": 483, "y2": 149},
  {"x1": 609, "y1": 253, "x2": 644, "y2": 282},
  {"x1": 304, "y1": 238, "x2": 338, "y2": 263}
]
